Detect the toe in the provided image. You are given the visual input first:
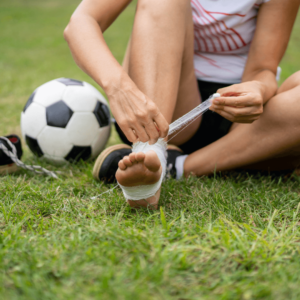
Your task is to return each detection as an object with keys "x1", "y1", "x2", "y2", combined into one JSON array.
[
  {"x1": 123, "y1": 156, "x2": 133, "y2": 167},
  {"x1": 136, "y1": 152, "x2": 145, "y2": 162},
  {"x1": 129, "y1": 153, "x2": 137, "y2": 164},
  {"x1": 144, "y1": 150, "x2": 161, "y2": 172},
  {"x1": 118, "y1": 160, "x2": 127, "y2": 170}
]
